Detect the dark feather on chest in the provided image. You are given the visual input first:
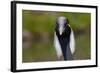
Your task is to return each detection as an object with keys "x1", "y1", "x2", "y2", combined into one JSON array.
[
  {"x1": 55, "y1": 25, "x2": 71, "y2": 40},
  {"x1": 55, "y1": 25, "x2": 73, "y2": 60}
]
